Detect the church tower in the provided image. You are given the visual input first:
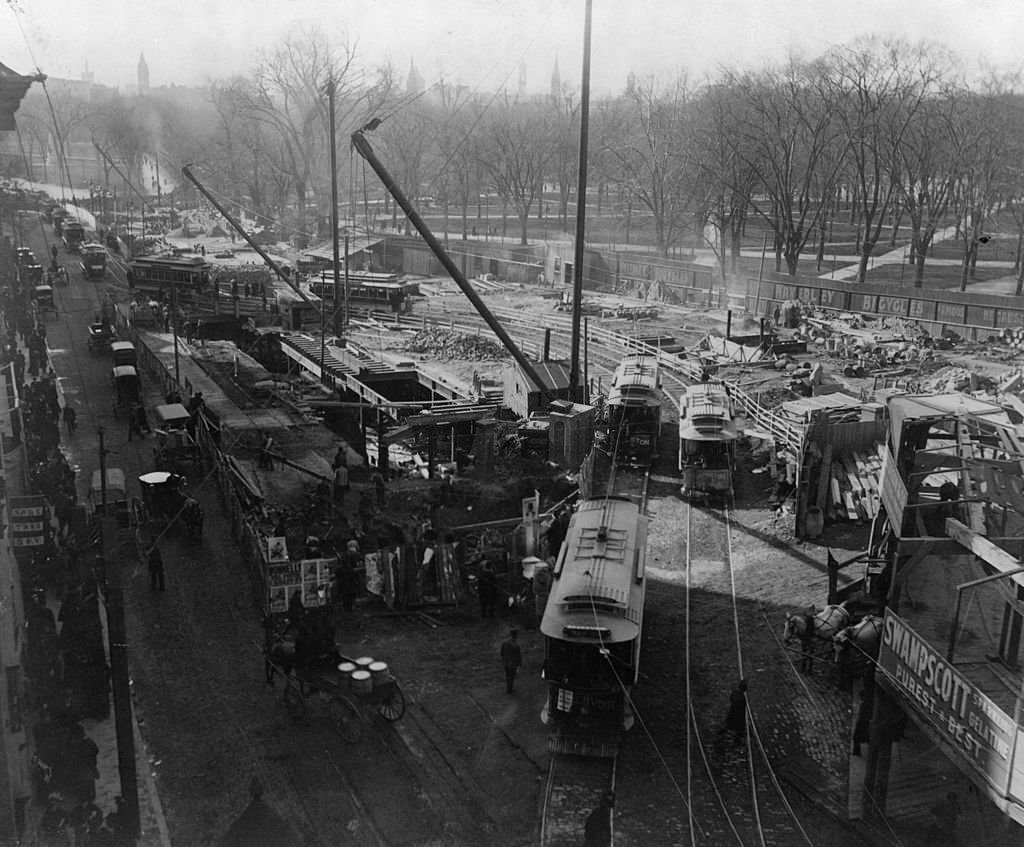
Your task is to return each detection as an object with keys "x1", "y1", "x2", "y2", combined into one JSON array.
[
  {"x1": 550, "y1": 57, "x2": 561, "y2": 100},
  {"x1": 406, "y1": 59, "x2": 424, "y2": 95},
  {"x1": 518, "y1": 60, "x2": 527, "y2": 98},
  {"x1": 137, "y1": 53, "x2": 150, "y2": 95}
]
